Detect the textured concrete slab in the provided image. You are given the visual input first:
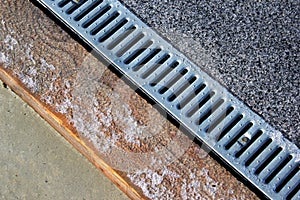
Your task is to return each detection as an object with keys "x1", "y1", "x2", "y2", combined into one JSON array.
[{"x1": 0, "y1": 80, "x2": 128, "y2": 200}]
